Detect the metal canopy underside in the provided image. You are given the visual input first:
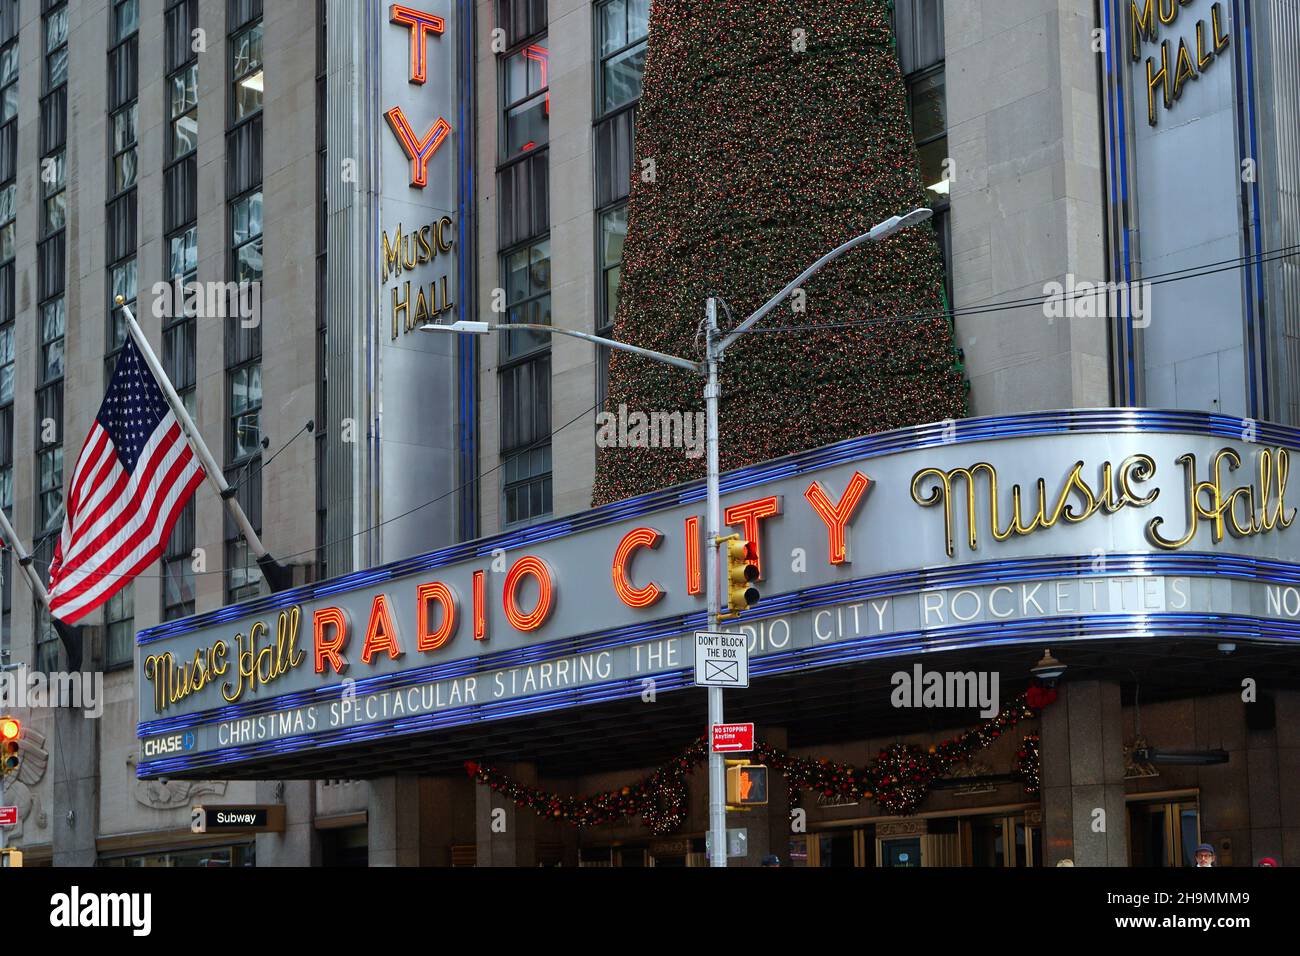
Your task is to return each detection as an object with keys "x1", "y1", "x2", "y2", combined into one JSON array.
[{"x1": 152, "y1": 637, "x2": 1300, "y2": 780}]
